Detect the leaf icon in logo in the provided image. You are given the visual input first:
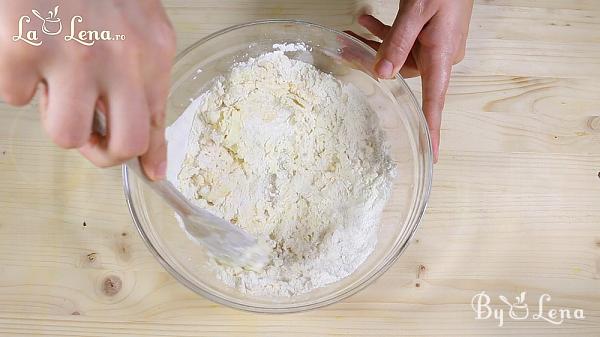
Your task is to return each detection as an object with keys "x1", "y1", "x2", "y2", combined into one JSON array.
[
  {"x1": 499, "y1": 295, "x2": 511, "y2": 306},
  {"x1": 51, "y1": 5, "x2": 59, "y2": 19},
  {"x1": 516, "y1": 291, "x2": 526, "y2": 305},
  {"x1": 31, "y1": 9, "x2": 43, "y2": 20}
]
